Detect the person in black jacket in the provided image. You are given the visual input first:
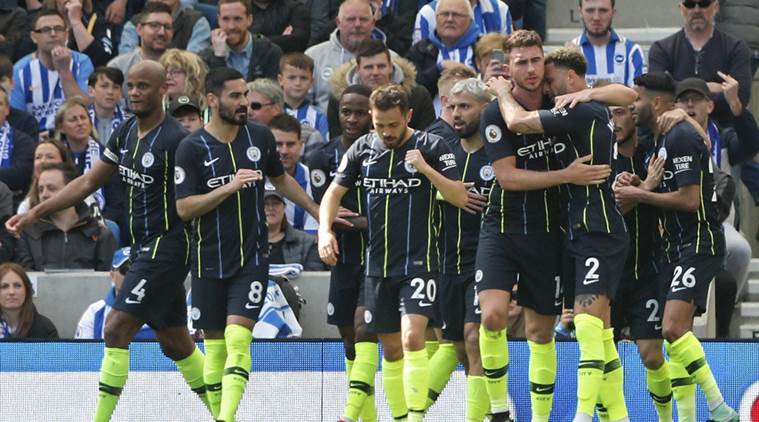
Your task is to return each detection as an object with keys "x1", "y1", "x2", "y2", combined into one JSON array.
[
  {"x1": 250, "y1": 0, "x2": 310, "y2": 54},
  {"x1": 0, "y1": 55, "x2": 40, "y2": 140},
  {"x1": 0, "y1": 87, "x2": 34, "y2": 201},
  {"x1": 0, "y1": 262, "x2": 59, "y2": 339},
  {"x1": 47, "y1": 0, "x2": 116, "y2": 67},
  {"x1": 199, "y1": 0, "x2": 282, "y2": 82}
]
